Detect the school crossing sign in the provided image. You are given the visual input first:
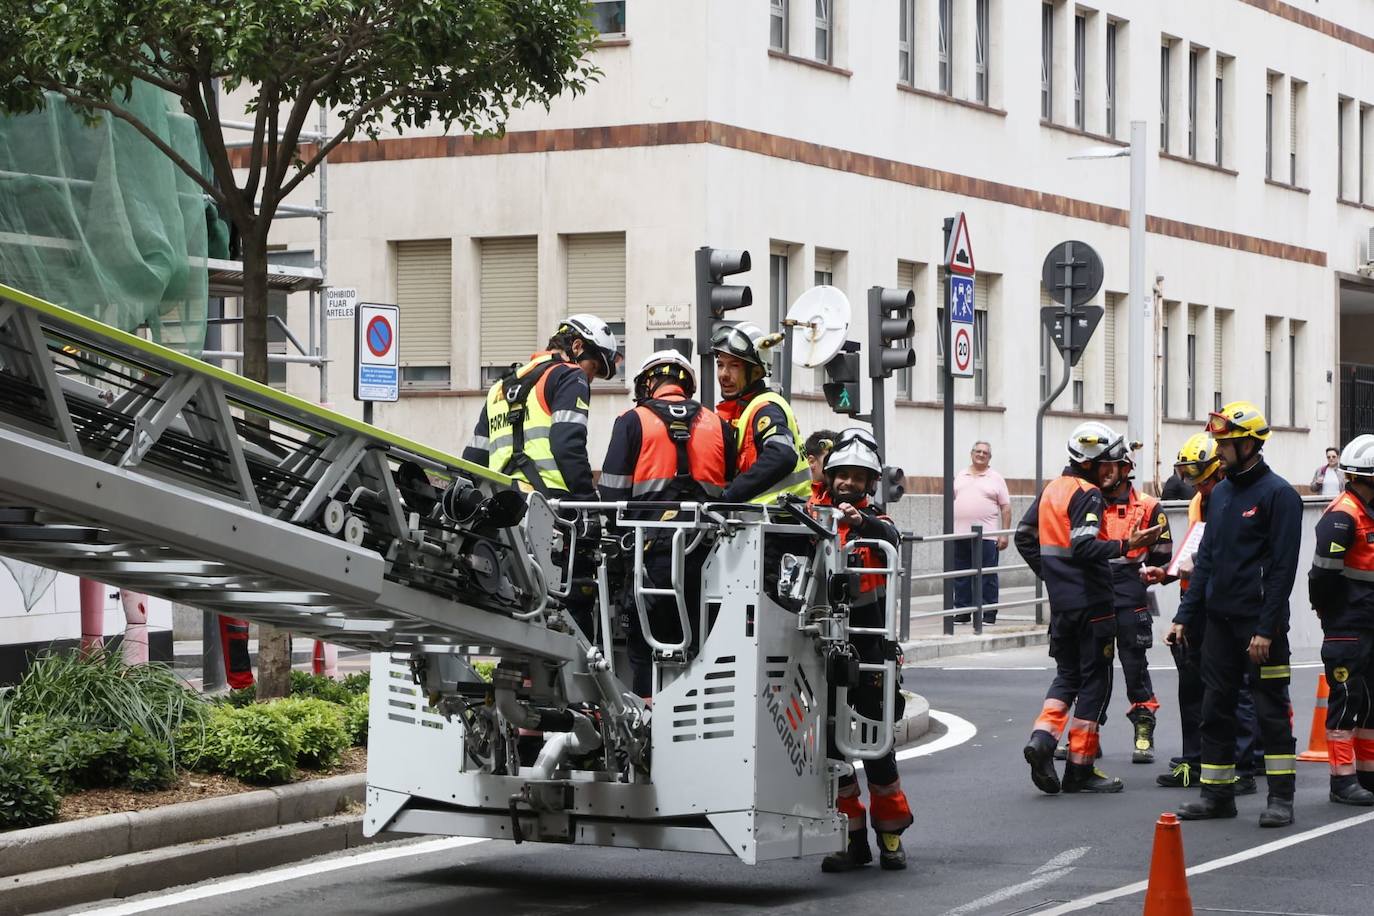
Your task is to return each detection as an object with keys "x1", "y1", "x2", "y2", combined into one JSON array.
[{"x1": 354, "y1": 302, "x2": 399, "y2": 403}]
